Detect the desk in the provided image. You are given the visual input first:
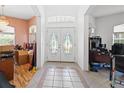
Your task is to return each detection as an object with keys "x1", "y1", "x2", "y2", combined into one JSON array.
[
  {"x1": 0, "y1": 58, "x2": 14, "y2": 81},
  {"x1": 89, "y1": 51, "x2": 112, "y2": 64},
  {"x1": 89, "y1": 50, "x2": 112, "y2": 80}
]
